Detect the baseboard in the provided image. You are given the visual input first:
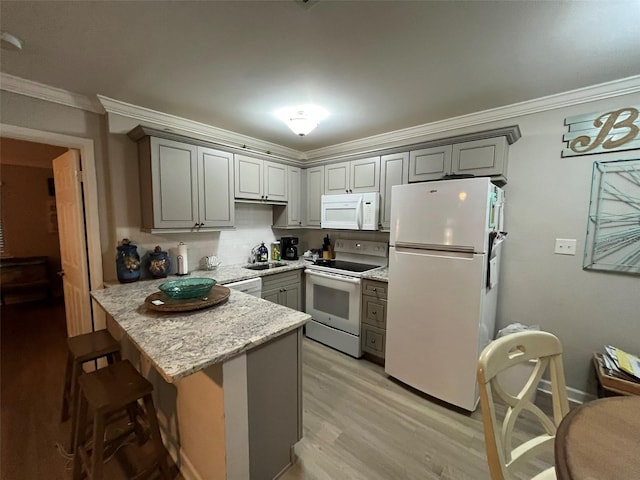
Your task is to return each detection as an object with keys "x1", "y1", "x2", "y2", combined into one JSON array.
[{"x1": 538, "y1": 379, "x2": 596, "y2": 405}]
